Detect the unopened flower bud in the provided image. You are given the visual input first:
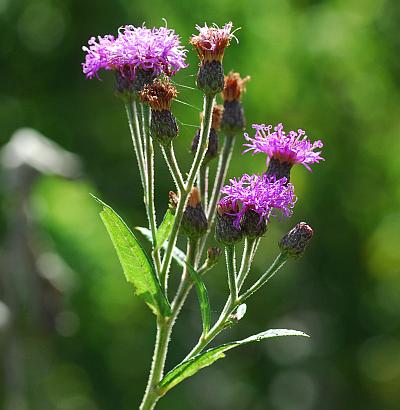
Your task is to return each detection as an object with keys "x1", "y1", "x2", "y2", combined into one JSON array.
[
  {"x1": 279, "y1": 222, "x2": 313, "y2": 258},
  {"x1": 140, "y1": 79, "x2": 179, "y2": 145},
  {"x1": 215, "y1": 202, "x2": 243, "y2": 245},
  {"x1": 181, "y1": 187, "x2": 208, "y2": 239},
  {"x1": 191, "y1": 105, "x2": 223, "y2": 162},
  {"x1": 241, "y1": 209, "x2": 267, "y2": 239}
]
